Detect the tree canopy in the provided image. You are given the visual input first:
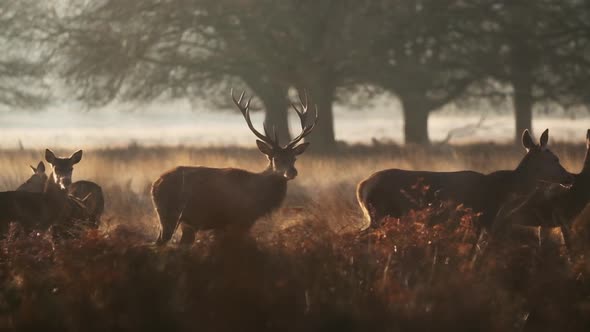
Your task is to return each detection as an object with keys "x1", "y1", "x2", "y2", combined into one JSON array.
[{"x1": 2, "y1": 0, "x2": 589, "y2": 148}]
